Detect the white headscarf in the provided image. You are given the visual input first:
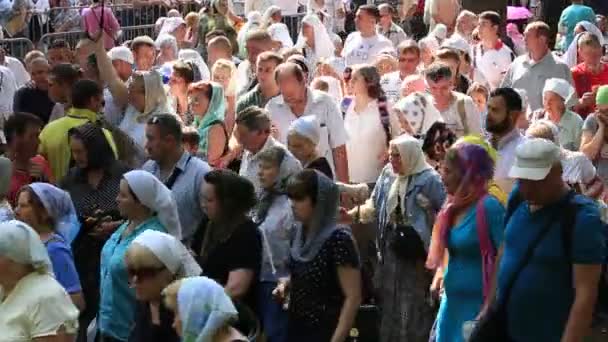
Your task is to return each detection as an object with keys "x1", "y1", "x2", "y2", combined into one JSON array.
[
  {"x1": 543, "y1": 78, "x2": 574, "y2": 102},
  {"x1": 131, "y1": 230, "x2": 201, "y2": 278},
  {"x1": 288, "y1": 115, "x2": 321, "y2": 145},
  {"x1": 386, "y1": 135, "x2": 432, "y2": 217},
  {"x1": 129, "y1": 70, "x2": 171, "y2": 119},
  {"x1": 29, "y1": 183, "x2": 80, "y2": 244},
  {"x1": 238, "y1": 11, "x2": 262, "y2": 51},
  {"x1": 178, "y1": 49, "x2": 211, "y2": 81},
  {"x1": 123, "y1": 170, "x2": 182, "y2": 239},
  {"x1": 158, "y1": 17, "x2": 186, "y2": 38},
  {"x1": 268, "y1": 23, "x2": 294, "y2": 49},
  {"x1": 296, "y1": 14, "x2": 334, "y2": 60},
  {"x1": 563, "y1": 21, "x2": 605, "y2": 68},
  {"x1": 262, "y1": 5, "x2": 281, "y2": 27},
  {"x1": 177, "y1": 276, "x2": 239, "y2": 342},
  {"x1": 419, "y1": 36, "x2": 440, "y2": 55},
  {"x1": 155, "y1": 34, "x2": 179, "y2": 59},
  {"x1": 0, "y1": 220, "x2": 52, "y2": 273}
]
